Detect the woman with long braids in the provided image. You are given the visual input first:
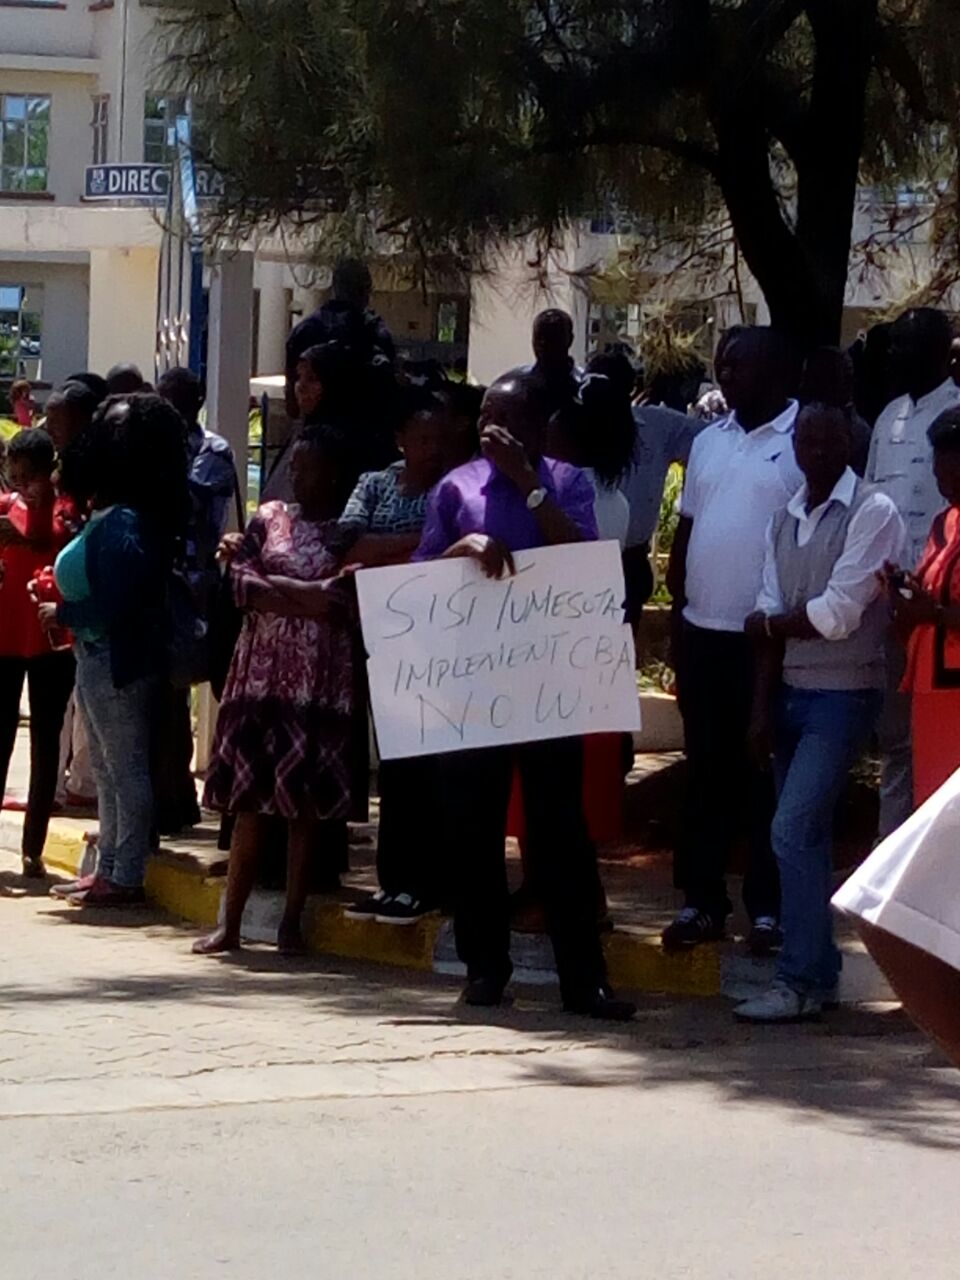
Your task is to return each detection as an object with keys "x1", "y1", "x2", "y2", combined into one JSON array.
[{"x1": 39, "y1": 393, "x2": 189, "y2": 906}]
